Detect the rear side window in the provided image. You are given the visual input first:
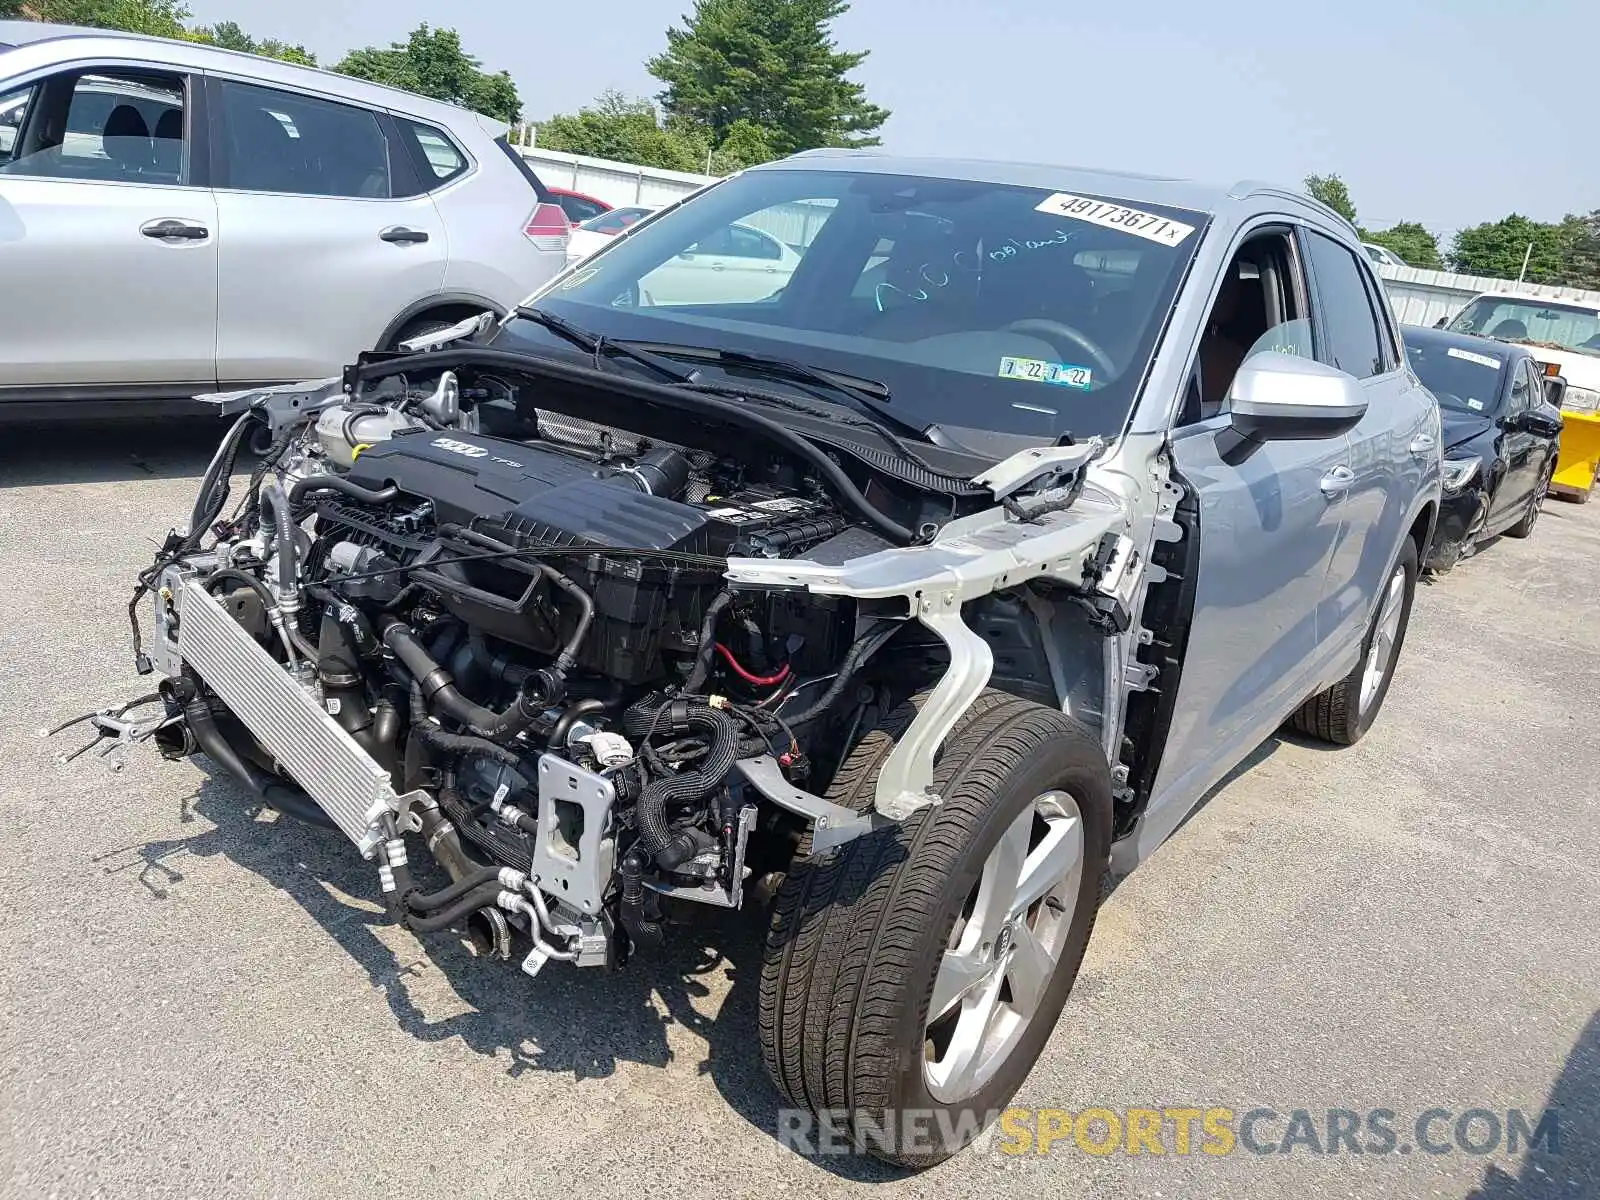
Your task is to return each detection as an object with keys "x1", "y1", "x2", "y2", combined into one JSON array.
[
  {"x1": 395, "y1": 117, "x2": 467, "y2": 187},
  {"x1": 215, "y1": 79, "x2": 392, "y2": 198},
  {"x1": 494, "y1": 135, "x2": 552, "y2": 201},
  {"x1": 1305, "y1": 230, "x2": 1386, "y2": 379}
]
